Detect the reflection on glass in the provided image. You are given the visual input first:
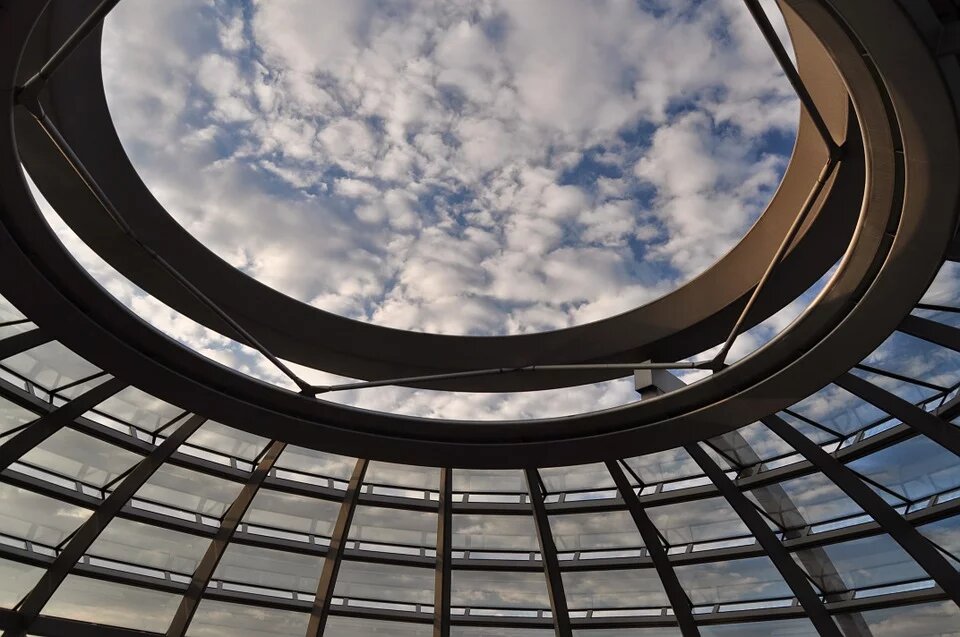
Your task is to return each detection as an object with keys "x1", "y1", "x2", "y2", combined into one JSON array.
[
  {"x1": 0, "y1": 482, "x2": 91, "y2": 546},
  {"x1": 860, "y1": 601, "x2": 960, "y2": 636},
  {"x1": 0, "y1": 557, "x2": 43, "y2": 608},
  {"x1": 134, "y1": 463, "x2": 244, "y2": 517},
  {"x1": 276, "y1": 445, "x2": 357, "y2": 480},
  {"x1": 324, "y1": 616, "x2": 433, "y2": 636},
  {"x1": 349, "y1": 506, "x2": 437, "y2": 549},
  {"x1": 91, "y1": 386, "x2": 183, "y2": 431},
  {"x1": 334, "y1": 560, "x2": 434, "y2": 604},
  {"x1": 19, "y1": 428, "x2": 141, "y2": 487},
  {"x1": 647, "y1": 497, "x2": 751, "y2": 545},
  {"x1": 89, "y1": 518, "x2": 209, "y2": 575},
  {"x1": 241, "y1": 489, "x2": 341, "y2": 537},
  {"x1": 846, "y1": 436, "x2": 960, "y2": 502},
  {"x1": 186, "y1": 600, "x2": 308, "y2": 637},
  {"x1": 0, "y1": 395, "x2": 36, "y2": 437},
  {"x1": 454, "y1": 514, "x2": 538, "y2": 552},
  {"x1": 675, "y1": 557, "x2": 791, "y2": 604},
  {"x1": 214, "y1": 543, "x2": 323, "y2": 592},
  {"x1": 451, "y1": 570, "x2": 550, "y2": 609},
  {"x1": 1, "y1": 341, "x2": 100, "y2": 391},
  {"x1": 42, "y1": 575, "x2": 181, "y2": 631},
  {"x1": 792, "y1": 534, "x2": 926, "y2": 593},
  {"x1": 563, "y1": 568, "x2": 668, "y2": 609},
  {"x1": 549, "y1": 510, "x2": 643, "y2": 552},
  {"x1": 186, "y1": 421, "x2": 269, "y2": 461}
]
